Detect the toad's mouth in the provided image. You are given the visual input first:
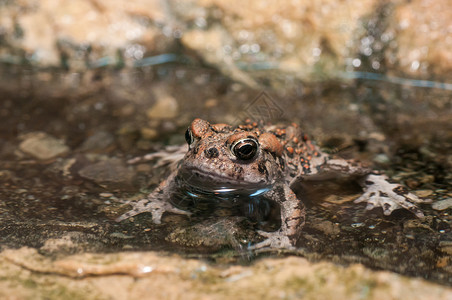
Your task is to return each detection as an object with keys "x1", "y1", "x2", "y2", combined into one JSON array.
[{"x1": 177, "y1": 166, "x2": 272, "y2": 197}]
